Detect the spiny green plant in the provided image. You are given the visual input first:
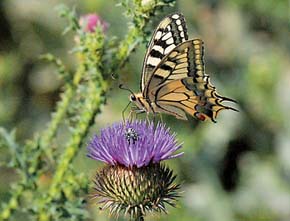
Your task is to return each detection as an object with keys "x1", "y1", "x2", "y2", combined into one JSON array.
[{"x1": 0, "y1": 0, "x2": 176, "y2": 220}]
